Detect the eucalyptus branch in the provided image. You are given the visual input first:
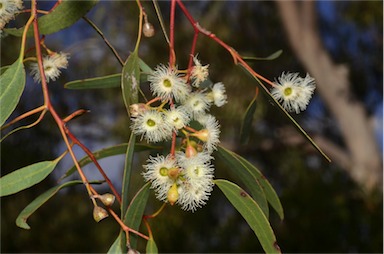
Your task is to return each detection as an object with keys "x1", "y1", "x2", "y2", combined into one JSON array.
[
  {"x1": 1, "y1": 105, "x2": 46, "y2": 130},
  {"x1": 31, "y1": 0, "x2": 120, "y2": 208},
  {"x1": 134, "y1": 0, "x2": 144, "y2": 53},
  {"x1": 175, "y1": 0, "x2": 277, "y2": 89},
  {"x1": 0, "y1": 108, "x2": 47, "y2": 142},
  {"x1": 66, "y1": 130, "x2": 122, "y2": 204}
]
